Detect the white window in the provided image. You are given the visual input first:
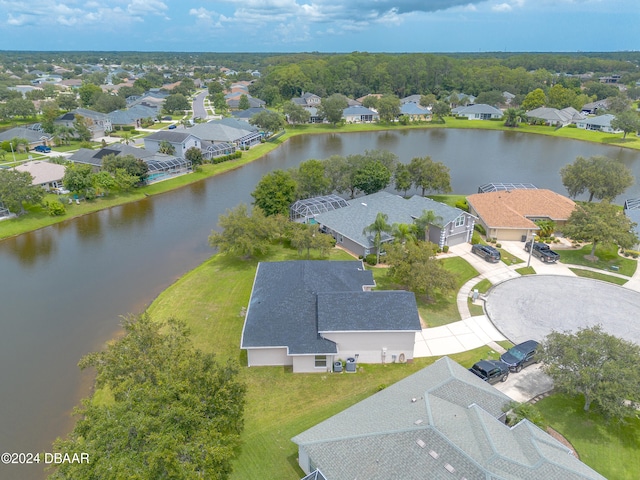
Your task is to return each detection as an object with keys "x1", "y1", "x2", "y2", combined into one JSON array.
[
  {"x1": 315, "y1": 356, "x2": 327, "y2": 368},
  {"x1": 455, "y1": 215, "x2": 465, "y2": 227}
]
